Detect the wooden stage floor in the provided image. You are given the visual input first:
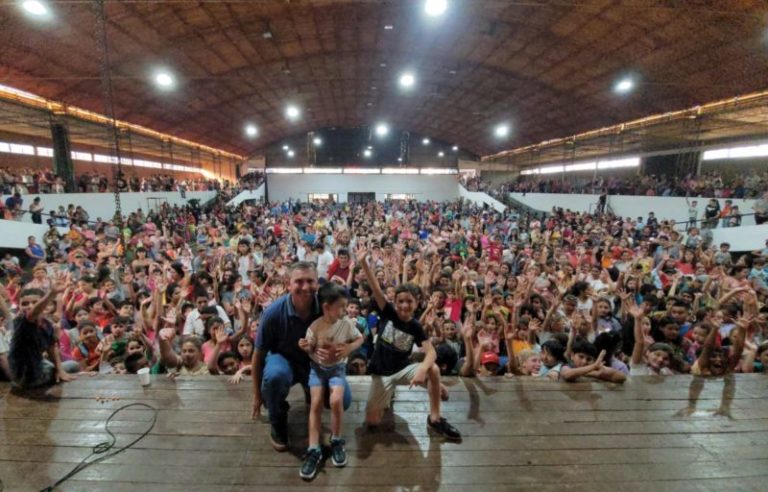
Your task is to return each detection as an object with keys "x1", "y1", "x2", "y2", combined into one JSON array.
[{"x1": 1, "y1": 375, "x2": 767, "y2": 491}]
